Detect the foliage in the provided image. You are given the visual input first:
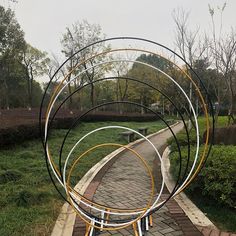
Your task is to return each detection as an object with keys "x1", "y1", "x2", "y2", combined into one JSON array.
[
  {"x1": 0, "y1": 111, "x2": 160, "y2": 146},
  {"x1": 0, "y1": 123, "x2": 40, "y2": 147},
  {"x1": 205, "y1": 125, "x2": 236, "y2": 145},
  {"x1": 167, "y1": 129, "x2": 201, "y2": 152},
  {"x1": 170, "y1": 145, "x2": 236, "y2": 208},
  {"x1": 0, "y1": 5, "x2": 26, "y2": 109},
  {"x1": 22, "y1": 44, "x2": 49, "y2": 108},
  {"x1": 0, "y1": 5, "x2": 45, "y2": 109},
  {"x1": 173, "y1": 6, "x2": 236, "y2": 124},
  {"x1": 127, "y1": 61, "x2": 158, "y2": 109},
  {"x1": 126, "y1": 54, "x2": 182, "y2": 114},
  {"x1": 169, "y1": 116, "x2": 236, "y2": 214},
  {"x1": 0, "y1": 6, "x2": 25, "y2": 57}
]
